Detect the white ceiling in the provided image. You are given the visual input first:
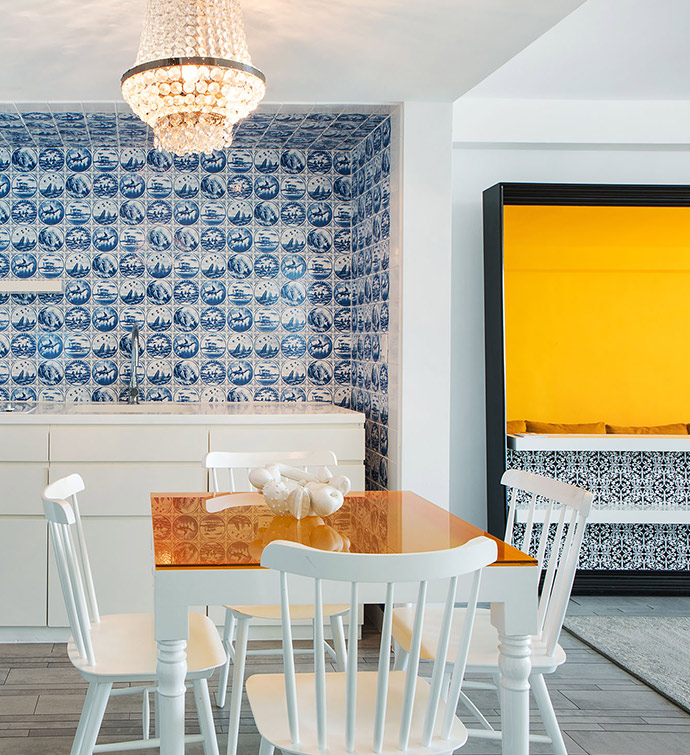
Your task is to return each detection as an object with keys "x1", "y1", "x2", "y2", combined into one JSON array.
[
  {"x1": 0, "y1": 0, "x2": 584, "y2": 104},
  {"x1": 467, "y1": 0, "x2": 690, "y2": 100}
]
